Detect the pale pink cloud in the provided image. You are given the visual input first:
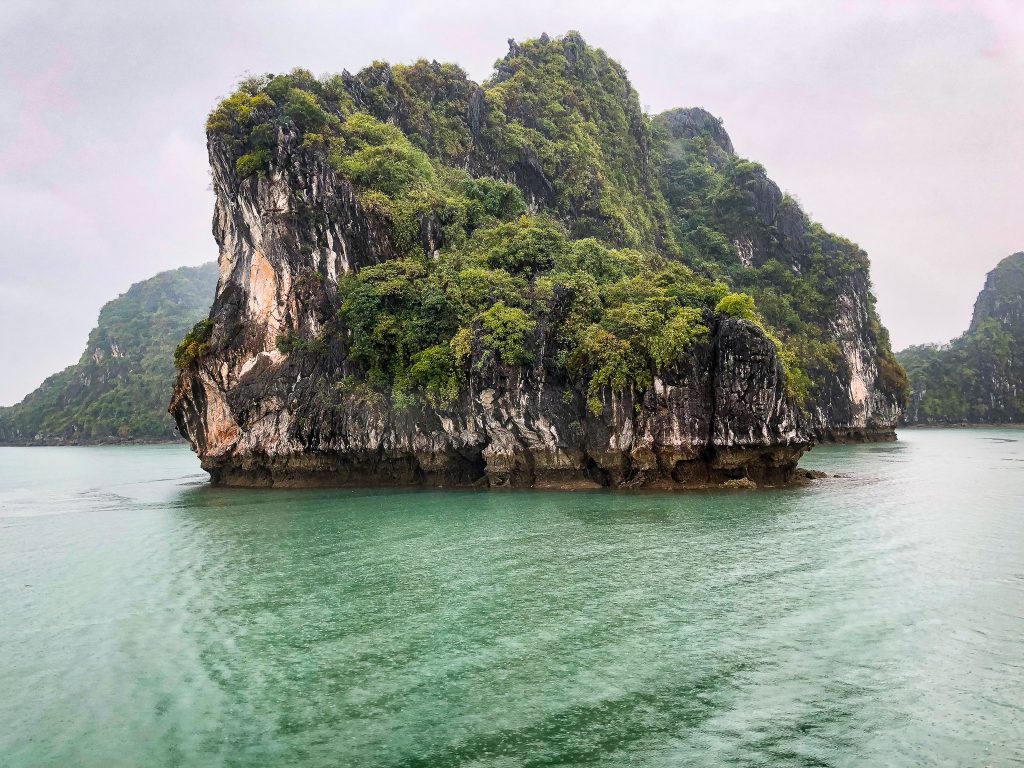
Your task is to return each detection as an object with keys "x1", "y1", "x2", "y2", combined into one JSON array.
[
  {"x1": 849, "y1": 0, "x2": 1024, "y2": 59},
  {"x1": 0, "y1": 46, "x2": 78, "y2": 175}
]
